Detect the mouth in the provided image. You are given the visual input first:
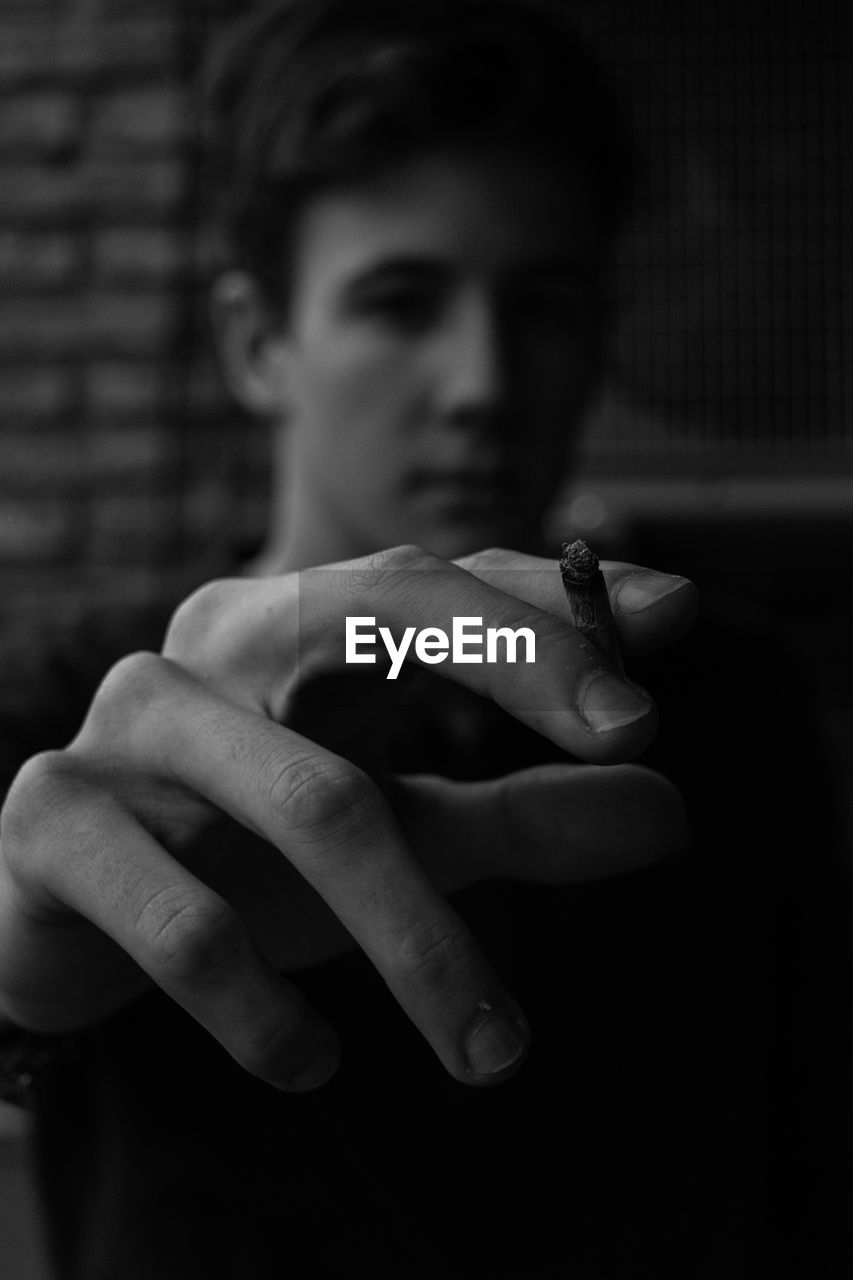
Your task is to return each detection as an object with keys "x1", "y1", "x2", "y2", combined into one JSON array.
[{"x1": 410, "y1": 467, "x2": 516, "y2": 503}]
